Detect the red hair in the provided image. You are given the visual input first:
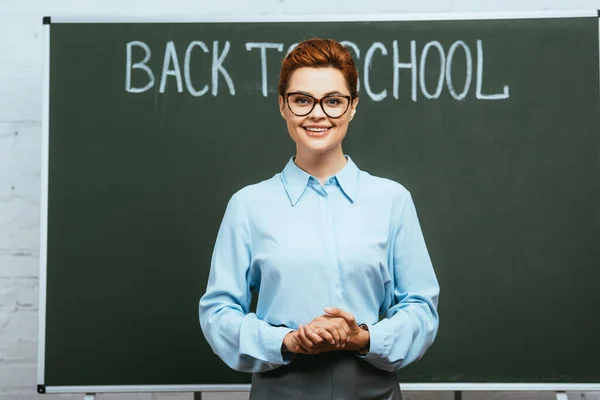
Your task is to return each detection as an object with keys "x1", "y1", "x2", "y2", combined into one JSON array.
[{"x1": 278, "y1": 38, "x2": 359, "y2": 98}]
